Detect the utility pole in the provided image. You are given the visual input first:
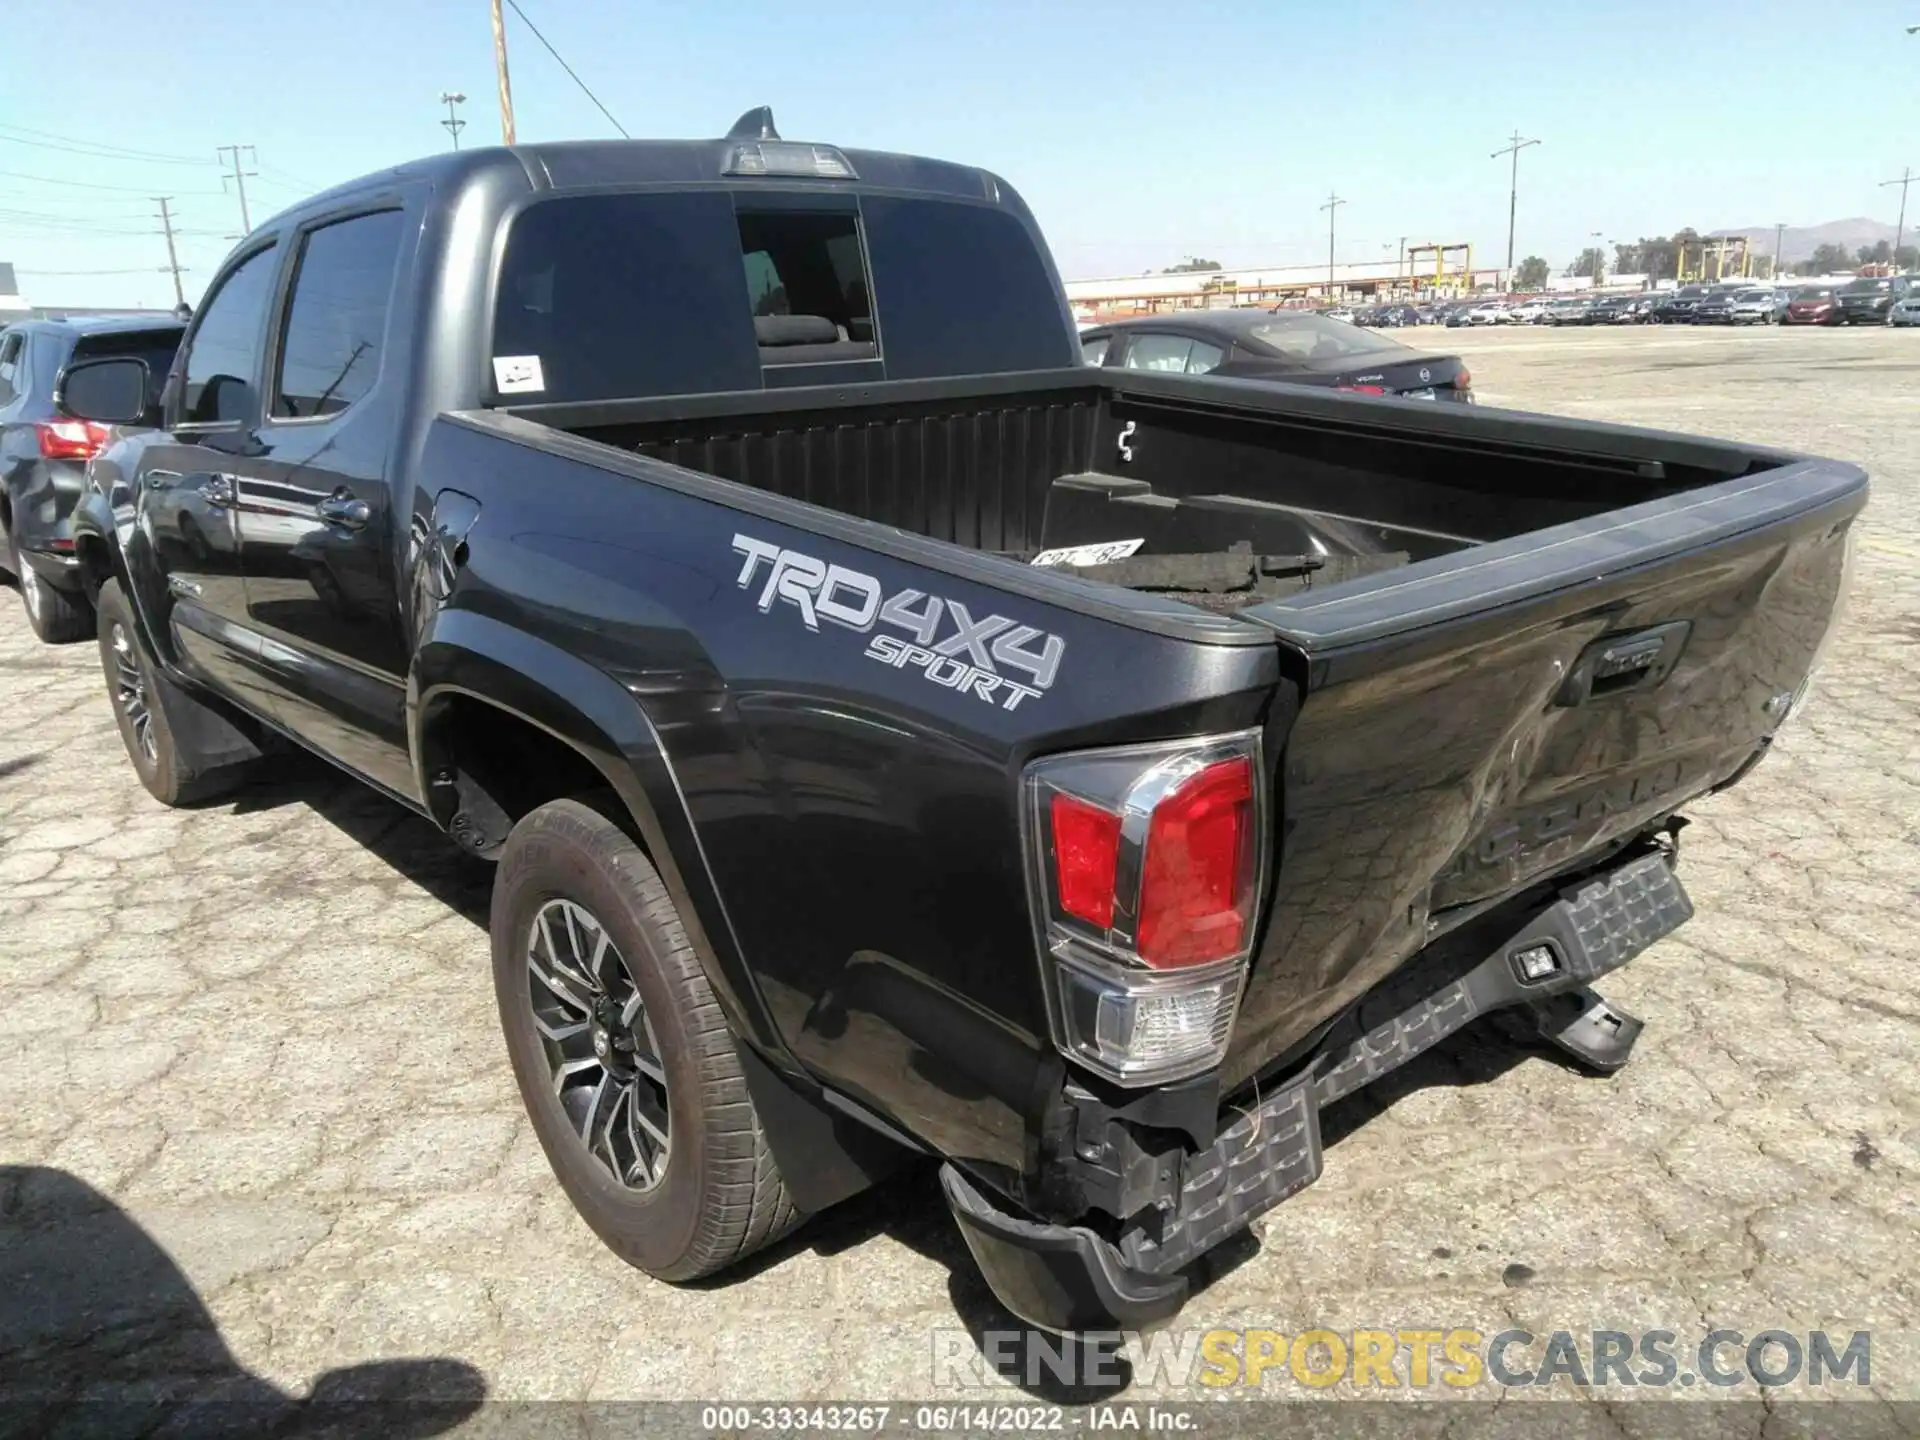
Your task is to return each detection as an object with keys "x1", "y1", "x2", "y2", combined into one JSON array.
[
  {"x1": 490, "y1": 0, "x2": 518, "y2": 144},
  {"x1": 1591, "y1": 231, "x2": 1605, "y2": 287},
  {"x1": 216, "y1": 144, "x2": 256, "y2": 235},
  {"x1": 1490, "y1": 130, "x2": 1540, "y2": 286},
  {"x1": 440, "y1": 91, "x2": 468, "y2": 150},
  {"x1": 1773, "y1": 221, "x2": 1785, "y2": 280},
  {"x1": 153, "y1": 198, "x2": 185, "y2": 307},
  {"x1": 1882, "y1": 168, "x2": 1915, "y2": 268},
  {"x1": 1320, "y1": 191, "x2": 1345, "y2": 292}
]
